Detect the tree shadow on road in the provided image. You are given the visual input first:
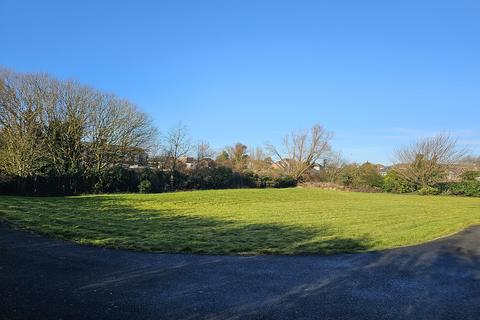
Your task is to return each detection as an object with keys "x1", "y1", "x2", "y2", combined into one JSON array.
[{"x1": 213, "y1": 228, "x2": 480, "y2": 320}]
